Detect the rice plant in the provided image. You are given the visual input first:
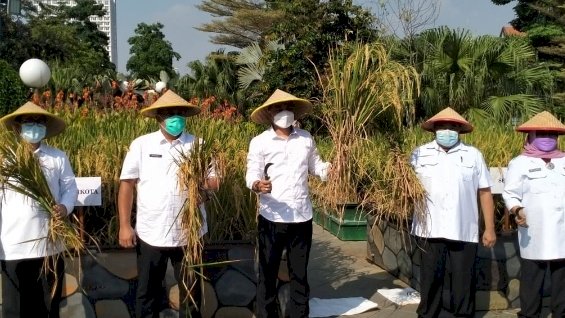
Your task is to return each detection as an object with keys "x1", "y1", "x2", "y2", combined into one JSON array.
[{"x1": 315, "y1": 42, "x2": 421, "y2": 220}]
